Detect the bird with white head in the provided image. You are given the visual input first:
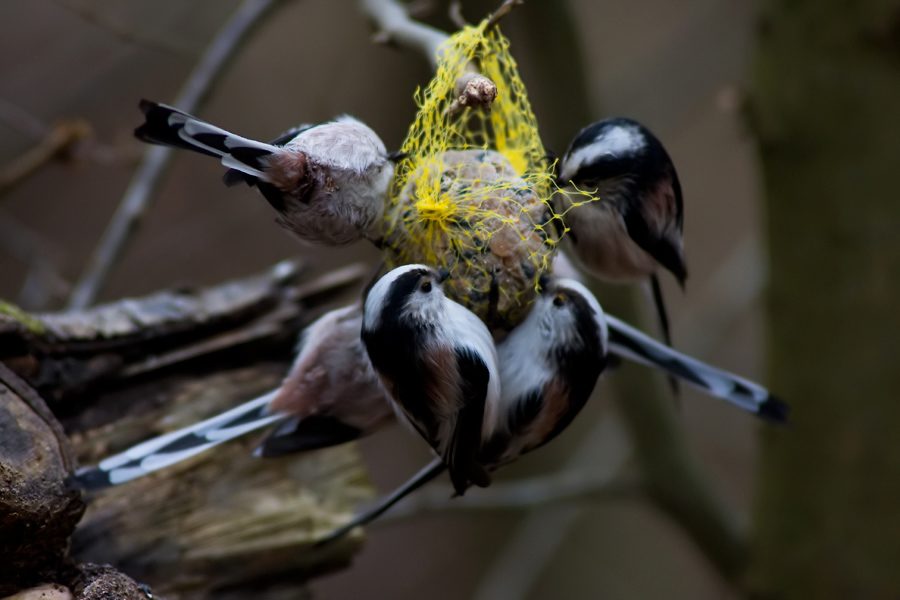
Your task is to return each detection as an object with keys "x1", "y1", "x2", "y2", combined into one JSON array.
[
  {"x1": 555, "y1": 117, "x2": 686, "y2": 350},
  {"x1": 361, "y1": 263, "x2": 500, "y2": 496}
]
